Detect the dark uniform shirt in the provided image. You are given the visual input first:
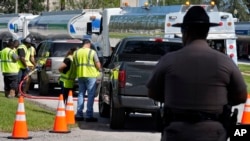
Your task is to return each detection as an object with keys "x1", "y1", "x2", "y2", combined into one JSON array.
[{"x1": 147, "y1": 40, "x2": 246, "y2": 114}]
